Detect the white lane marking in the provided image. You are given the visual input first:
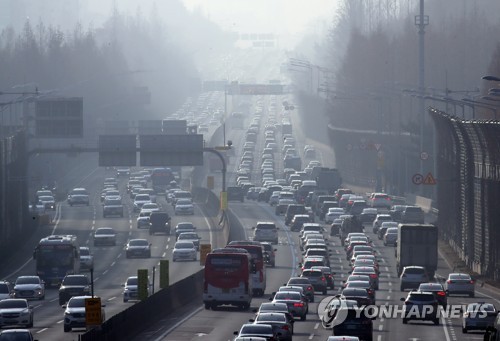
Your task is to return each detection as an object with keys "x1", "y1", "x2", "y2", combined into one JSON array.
[
  {"x1": 110, "y1": 261, "x2": 116, "y2": 267},
  {"x1": 314, "y1": 323, "x2": 319, "y2": 329},
  {"x1": 57, "y1": 320, "x2": 64, "y2": 324},
  {"x1": 117, "y1": 253, "x2": 122, "y2": 258},
  {"x1": 102, "y1": 269, "x2": 108, "y2": 275},
  {"x1": 308, "y1": 334, "x2": 314, "y2": 340},
  {"x1": 378, "y1": 325, "x2": 383, "y2": 331},
  {"x1": 162, "y1": 252, "x2": 166, "y2": 258},
  {"x1": 153, "y1": 305, "x2": 203, "y2": 341},
  {"x1": 107, "y1": 297, "x2": 116, "y2": 301},
  {"x1": 50, "y1": 298, "x2": 58, "y2": 303},
  {"x1": 36, "y1": 328, "x2": 48, "y2": 334},
  {"x1": 385, "y1": 266, "x2": 389, "y2": 271},
  {"x1": 386, "y1": 295, "x2": 391, "y2": 300},
  {"x1": 388, "y1": 282, "x2": 392, "y2": 286},
  {"x1": 441, "y1": 315, "x2": 452, "y2": 341},
  {"x1": 168, "y1": 237, "x2": 171, "y2": 242},
  {"x1": 94, "y1": 277, "x2": 100, "y2": 281},
  {"x1": 377, "y1": 336, "x2": 382, "y2": 341}
]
